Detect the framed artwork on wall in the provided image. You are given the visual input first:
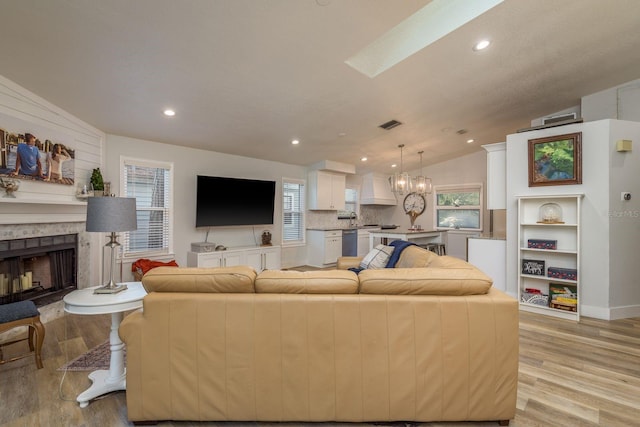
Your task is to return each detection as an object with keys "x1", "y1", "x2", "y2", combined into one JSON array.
[{"x1": 528, "y1": 132, "x2": 582, "y2": 187}]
